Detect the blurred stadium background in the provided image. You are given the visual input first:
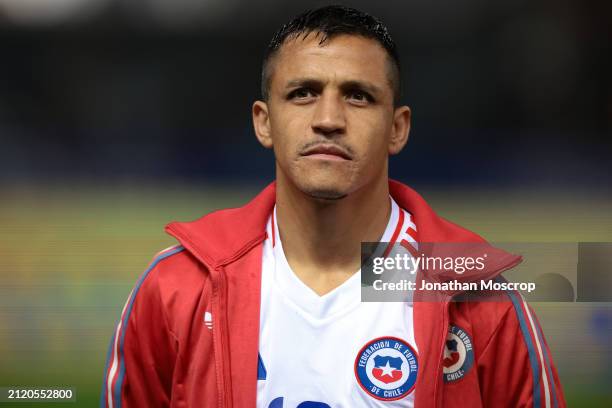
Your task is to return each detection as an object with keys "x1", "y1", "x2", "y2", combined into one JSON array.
[{"x1": 0, "y1": 0, "x2": 610, "y2": 406}]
